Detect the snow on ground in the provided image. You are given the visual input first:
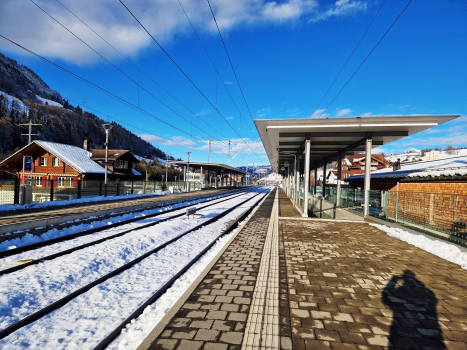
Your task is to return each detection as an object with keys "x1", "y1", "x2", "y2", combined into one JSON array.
[
  {"x1": 0, "y1": 187, "x2": 268, "y2": 349},
  {"x1": 0, "y1": 191, "x2": 237, "y2": 254},
  {"x1": 0, "y1": 191, "x2": 244, "y2": 264},
  {"x1": 0, "y1": 91, "x2": 29, "y2": 114},
  {"x1": 0, "y1": 191, "x2": 170, "y2": 212},
  {"x1": 370, "y1": 223, "x2": 467, "y2": 270},
  {"x1": 35, "y1": 95, "x2": 63, "y2": 107}
]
